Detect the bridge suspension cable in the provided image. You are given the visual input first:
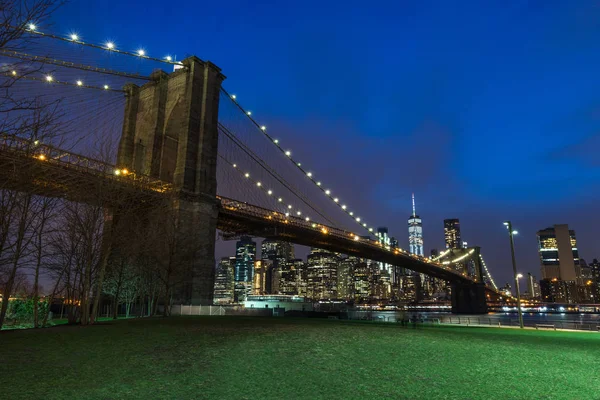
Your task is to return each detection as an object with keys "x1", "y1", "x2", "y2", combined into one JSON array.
[
  {"x1": 218, "y1": 122, "x2": 337, "y2": 226},
  {"x1": 218, "y1": 154, "x2": 315, "y2": 222},
  {"x1": 220, "y1": 88, "x2": 377, "y2": 236}
]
